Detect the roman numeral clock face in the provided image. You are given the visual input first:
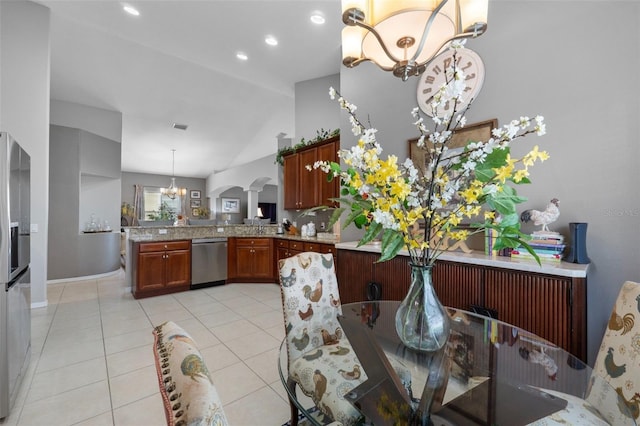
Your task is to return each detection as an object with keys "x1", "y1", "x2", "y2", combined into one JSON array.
[{"x1": 417, "y1": 48, "x2": 485, "y2": 117}]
